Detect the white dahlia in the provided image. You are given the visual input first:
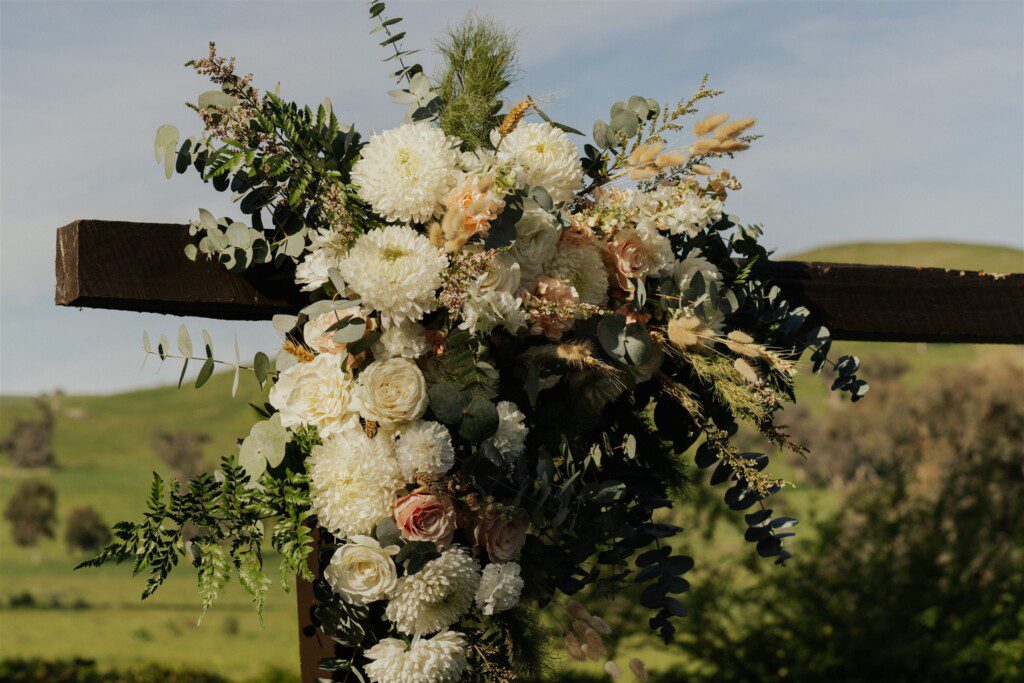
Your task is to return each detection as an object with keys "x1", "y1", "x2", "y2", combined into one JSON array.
[
  {"x1": 494, "y1": 122, "x2": 583, "y2": 204},
  {"x1": 385, "y1": 547, "x2": 481, "y2": 635},
  {"x1": 339, "y1": 225, "x2": 447, "y2": 326},
  {"x1": 482, "y1": 401, "x2": 528, "y2": 466},
  {"x1": 364, "y1": 631, "x2": 467, "y2": 683},
  {"x1": 474, "y1": 562, "x2": 524, "y2": 616},
  {"x1": 509, "y1": 207, "x2": 559, "y2": 283},
  {"x1": 373, "y1": 318, "x2": 430, "y2": 360},
  {"x1": 546, "y1": 240, "x2": 609, "y2": 306},
  {"x1": 308, "y1": 425, "x2": 404, "y2": 539},
  {"x1": 394, "y1": 420, "x2": 455, "y2": 482},
  {"x1": 294, "y1": 227, "x2": 351, "y2": 292},
  {"x1": 352, "y1": 123, "x2": 460, "y2": 224}
]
